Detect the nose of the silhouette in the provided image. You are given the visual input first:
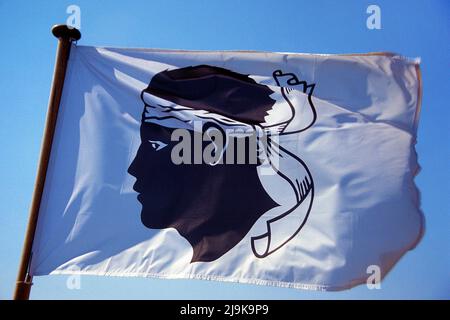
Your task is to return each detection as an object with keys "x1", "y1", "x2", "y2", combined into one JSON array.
[{"x1": 127, "y1": 146, "x2": 142, "y2": 178}]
